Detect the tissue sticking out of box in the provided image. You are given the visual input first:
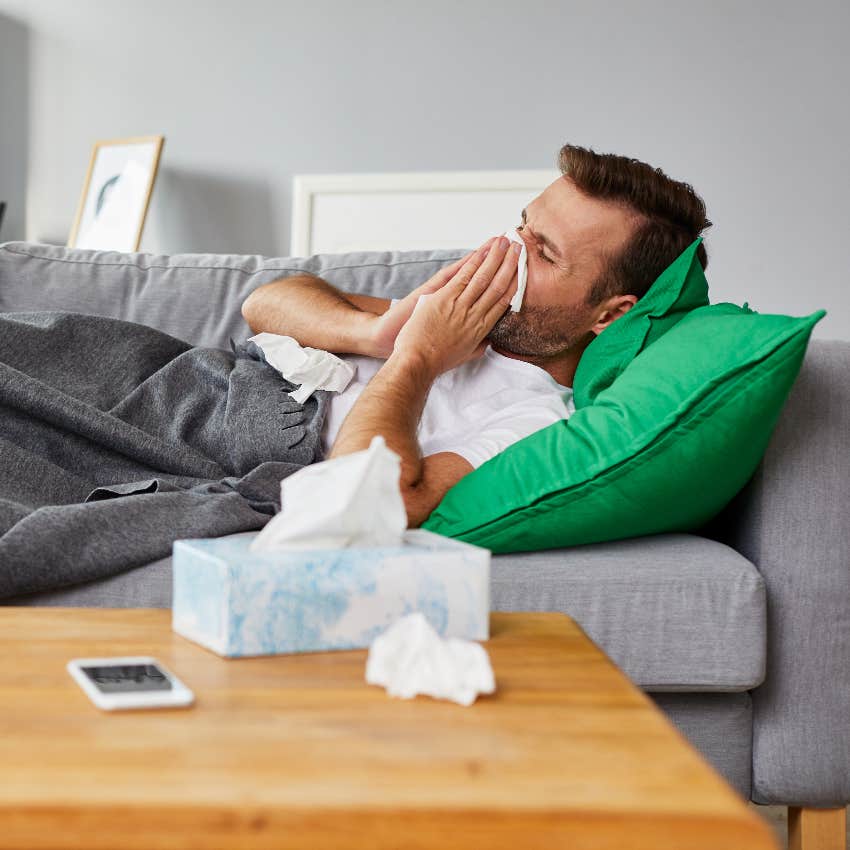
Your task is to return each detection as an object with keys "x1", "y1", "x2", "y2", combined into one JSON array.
[
  {"x1": 248, "y1": 332, "x2": 355, "y2": 403},
  {"x1": 250, "y1": 434, "x2": 407, "y2": 551},
  {"x1": 366, "y1": 612, "x2": 496, "y2": 706}
]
